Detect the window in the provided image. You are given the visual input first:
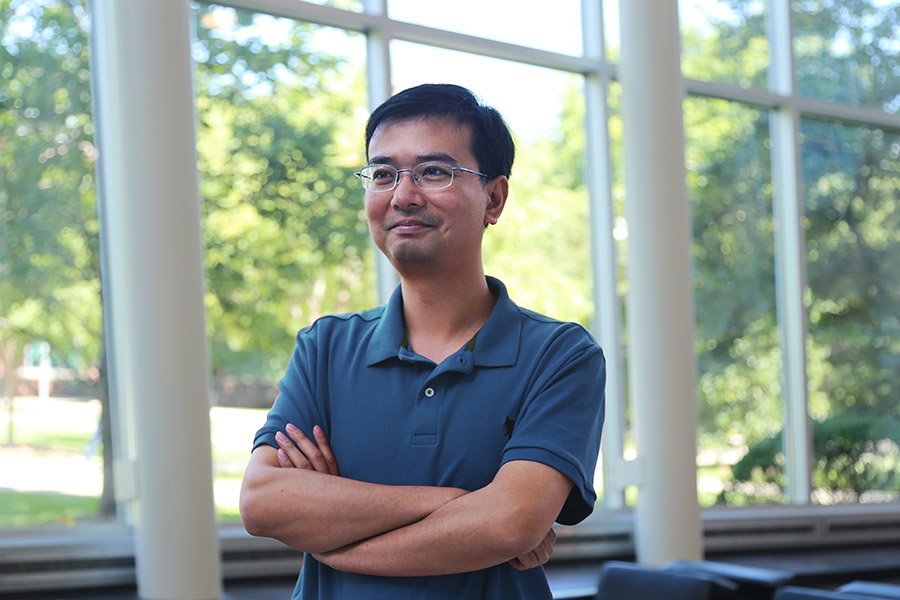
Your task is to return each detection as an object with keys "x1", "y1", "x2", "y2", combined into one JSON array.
[
  {"x1": 4, "y1": 0, "x2": 900, "y2": 594},
  {"x1": 801, "y1": 118, "x2": 900, "y2": 505},
  {"x1": 0, "y1": 0, "x2": 113, "y2": 529},
  {"x1": 685, "y1": 97, "x2": 781, "y2": 506},
  {"x1": 388, "y1": 0, "x2": 583, "y2": 56},
  {"x1": 680, "y1": 0, "x2": 768, "y2": 89},
  {"x1": 795, "y1": 0, "x2": 900, "y2": 113},
  {"x1": 190, "y1": 3, "x2": 372, "y2": 520}
]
